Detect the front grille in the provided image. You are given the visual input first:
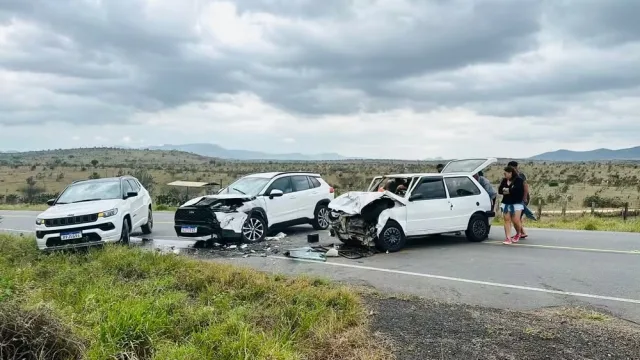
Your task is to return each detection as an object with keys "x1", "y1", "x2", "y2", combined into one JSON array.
[
  {"x1": 174, "y1": 207, "x2": 217, "y2": 224},
  {"x1": 36, "y1": 222, "x2": 115, "y2": 239},
  {"x1": 45, "y1": 214, "x2": 98, "y2": 227},
  {"x1": 46, "y1": 233, "x2": 102, "y2": 247}
]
